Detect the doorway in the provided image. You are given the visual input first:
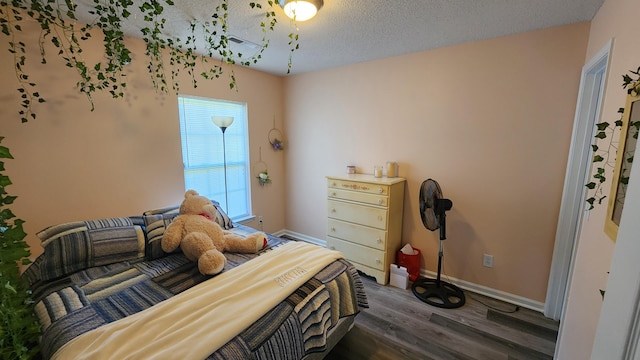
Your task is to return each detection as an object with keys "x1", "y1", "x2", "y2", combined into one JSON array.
[{"x1": 544, "y1": 40, "x2": 612, "y2": 320}]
